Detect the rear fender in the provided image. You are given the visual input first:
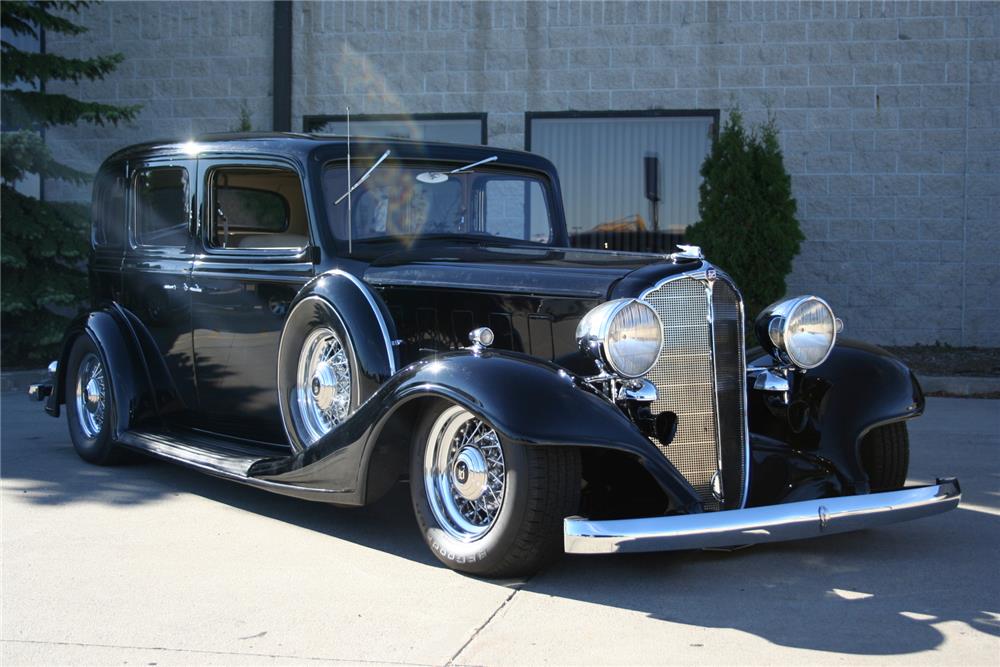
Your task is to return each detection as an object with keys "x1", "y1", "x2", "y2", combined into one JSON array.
[
  {"x1": 748, "y1": 338, "x2": 924, "y2": 494},
  {"x1": 250, "y1": 349, "x2": 703, "y2": 513},
  {"x1": 47, "y1": 306, "x2": 168, "y2": 436}
]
